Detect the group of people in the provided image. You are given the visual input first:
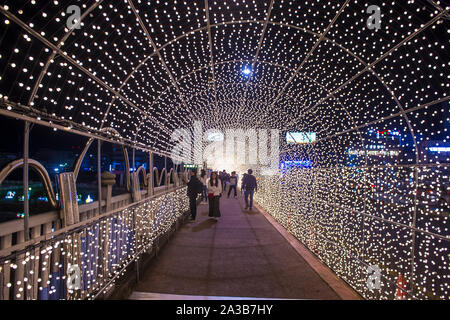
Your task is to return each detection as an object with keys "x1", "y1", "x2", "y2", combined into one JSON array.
[
  {"x1": 186, "y1": 168, "x2": 258, "y2": 221},
  {"x1": 218, "y1": 170, "x2": 239, "y2": 199}
]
